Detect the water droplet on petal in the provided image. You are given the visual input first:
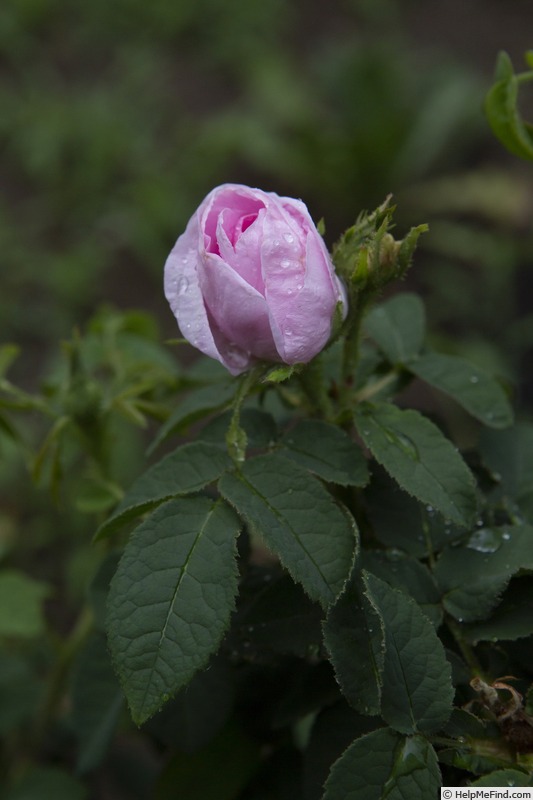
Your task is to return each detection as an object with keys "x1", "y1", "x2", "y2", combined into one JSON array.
[
  {"x1": 470, "y1": 375, "x2": 479, "y2": 384},
  {"x1": 284, "y1": 233, "x2": 294, "y2": 244},
  {"x1": 296, "y1": 283, "x2": 303, "y2": 290},
  {"x1": 177, "y1": 276, "x2": 189, "y2": 295},
  {"x1": 287, "y1": 288, "x2": 293, "y2": 295},
  {"x1": 280, "y1": 259, "x2": 291, "y2": 268}
]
